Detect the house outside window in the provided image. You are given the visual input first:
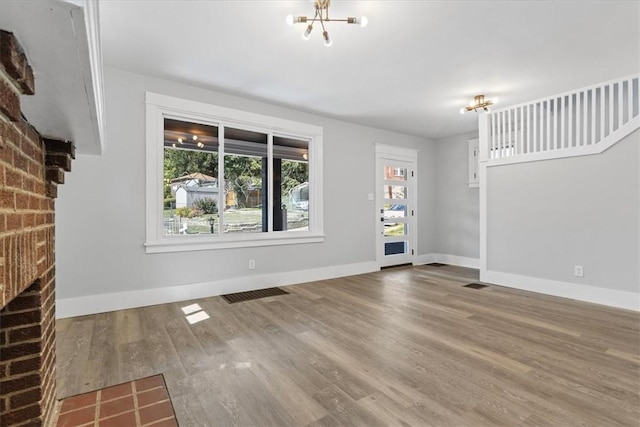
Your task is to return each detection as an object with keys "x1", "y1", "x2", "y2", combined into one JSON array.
[{"x1": 145, "y1": 92, "x2": 324, "y2": 253}]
